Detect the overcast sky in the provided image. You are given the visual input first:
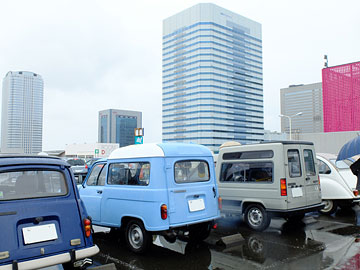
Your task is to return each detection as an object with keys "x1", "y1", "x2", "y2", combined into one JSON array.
[{"x1": 1, "y1": 0, "x2": 359, "y2": 150}]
